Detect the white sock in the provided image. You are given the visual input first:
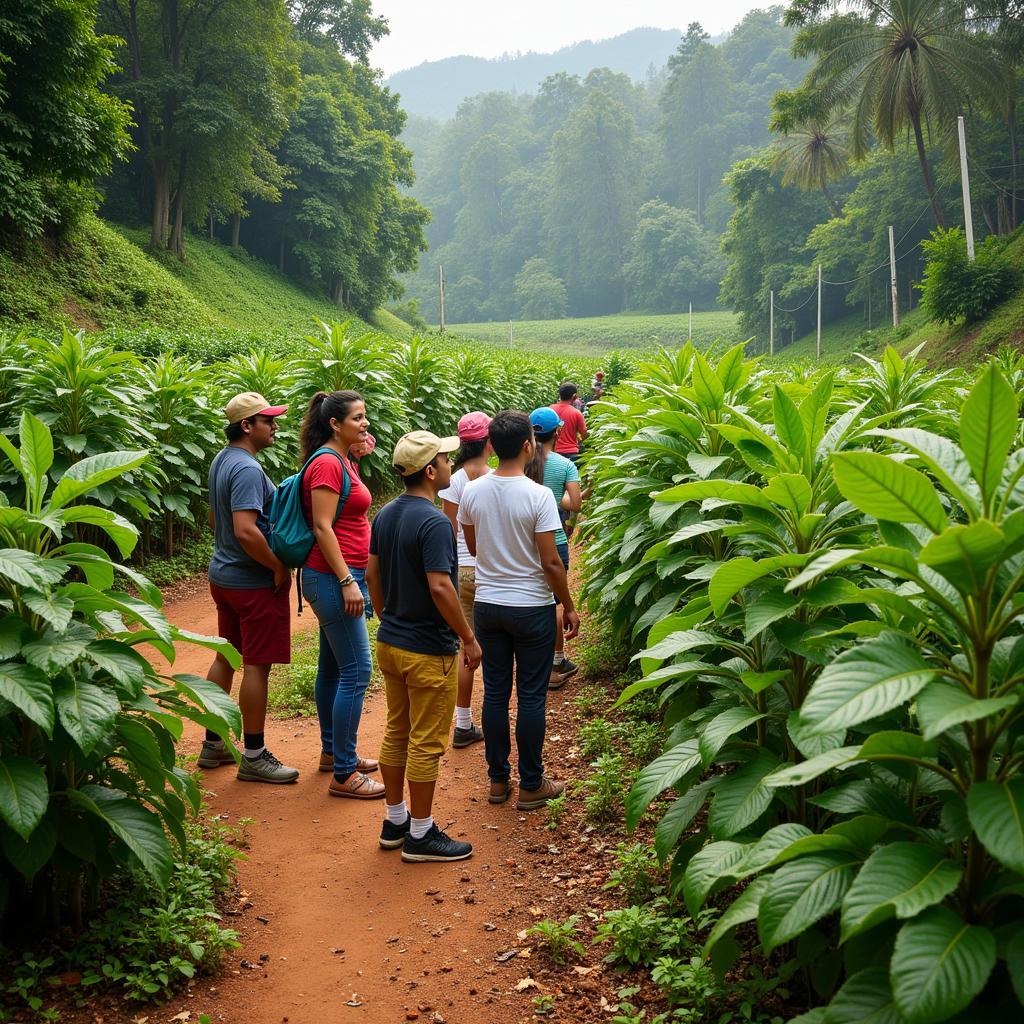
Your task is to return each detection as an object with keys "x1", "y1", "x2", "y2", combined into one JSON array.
[
  {"x1": 386, "y1": 801, "x2": 408, "y2": 825},
  {"x1": 455, "y1": 706, "x2": 473, "y2": 730},
  {"x1": 553, "y1": 653, "x2": 565, "y2": 665},
  {"x1": 410, "y1": 815, "x2": 433, "y2": 840},
  {"x1": 243, "y1": 746, "x2": 265, "y2": 759}
]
